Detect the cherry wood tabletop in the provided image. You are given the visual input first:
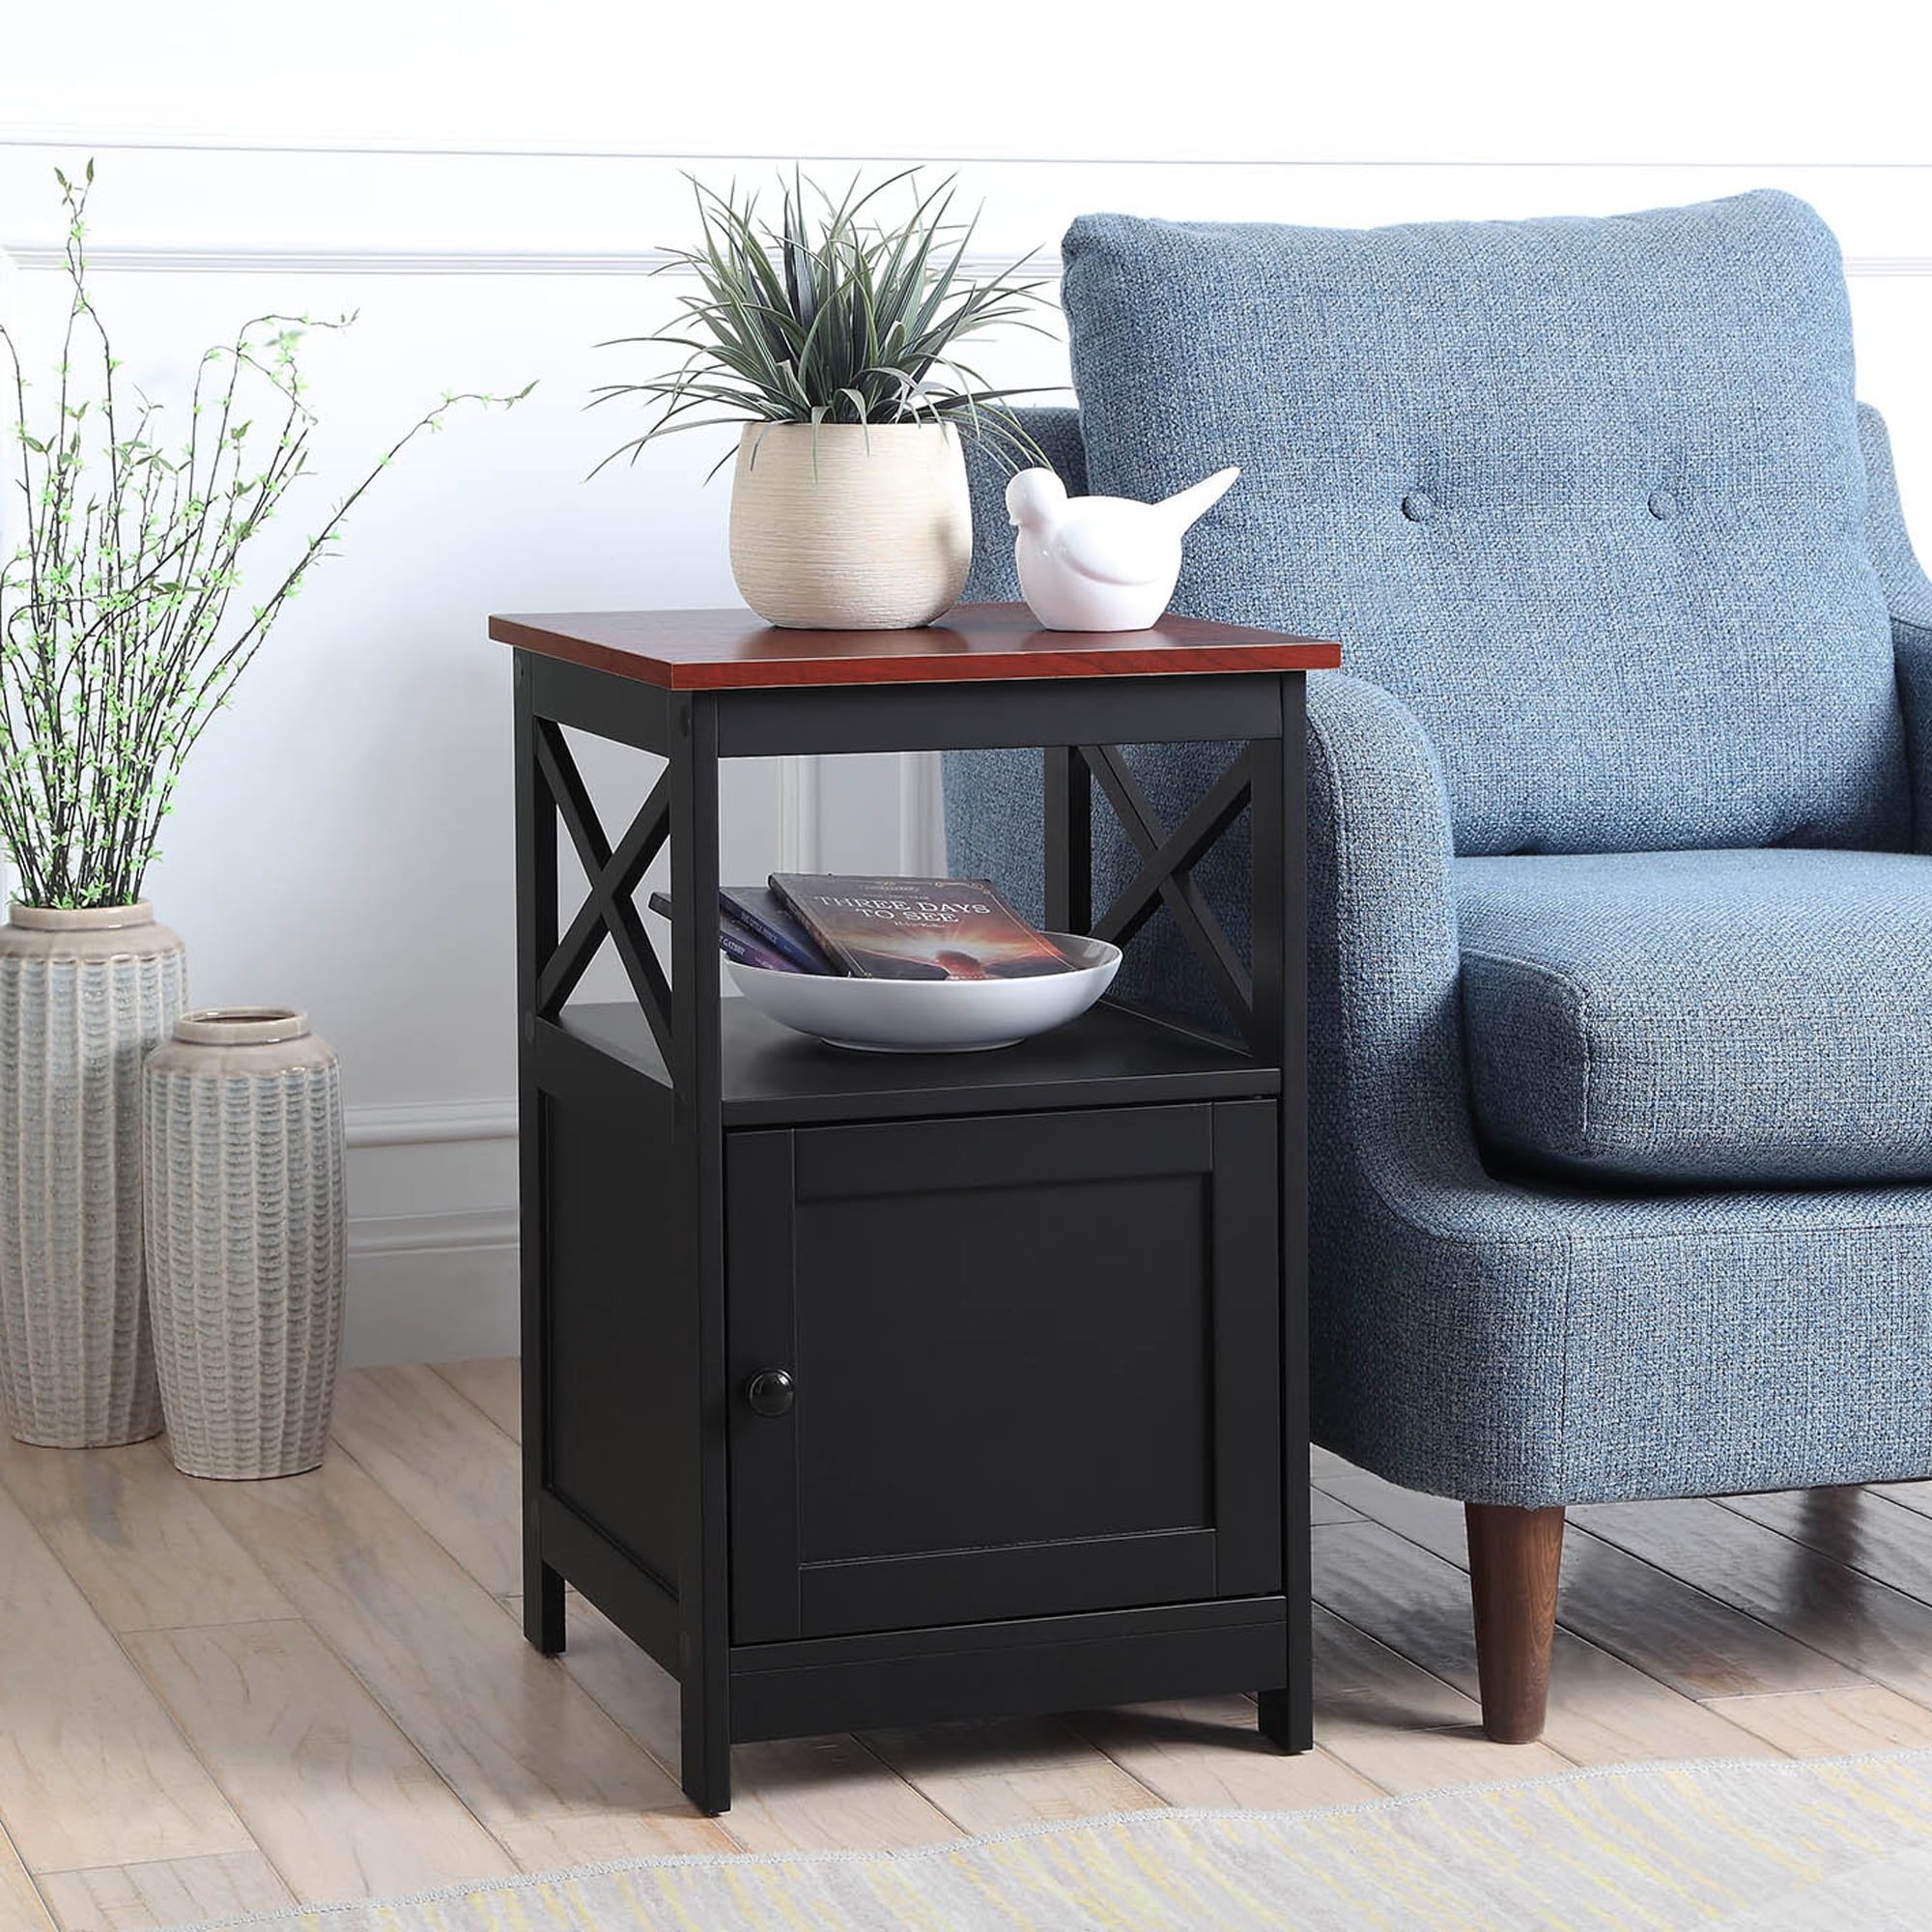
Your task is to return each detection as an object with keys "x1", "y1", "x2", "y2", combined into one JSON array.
[{"x1": 490, "y1": 603, "x2": 1341, "y2": 691}]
